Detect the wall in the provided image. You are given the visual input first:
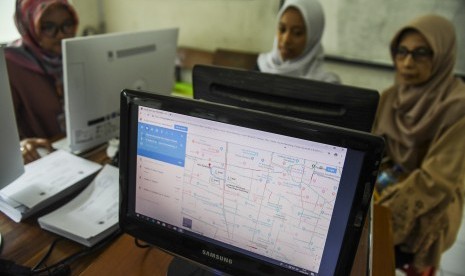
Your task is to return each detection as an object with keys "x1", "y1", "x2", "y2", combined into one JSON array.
[
  {"x1": 89, "y1": 0, "x2": 397, "y2": 92},
  {"x1": 101, "y1": 0, "x2": 280, "y2": 53},
  {"x1": 71, "y1": 0, "x2": 102, "y2": 35},
  {"x1": 0, "y1": 0, "x2": 20, "y2": 44},
  {"x1": 320, "y1": 0, "x2": 465, "y2": 75},
  {"x1": 3, "y1": 0, "x2": 461, "y2": 91}
]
